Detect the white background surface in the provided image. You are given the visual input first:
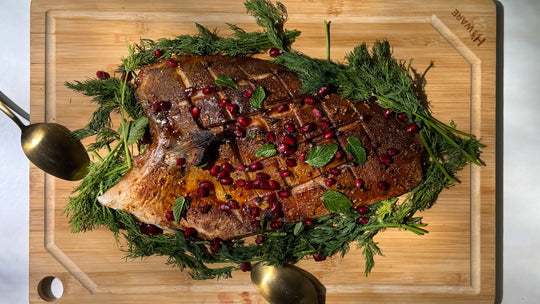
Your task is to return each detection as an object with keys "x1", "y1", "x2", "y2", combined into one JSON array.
[{"x1": 0, "y1": 0, "x2": 538, "y2": 303}]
